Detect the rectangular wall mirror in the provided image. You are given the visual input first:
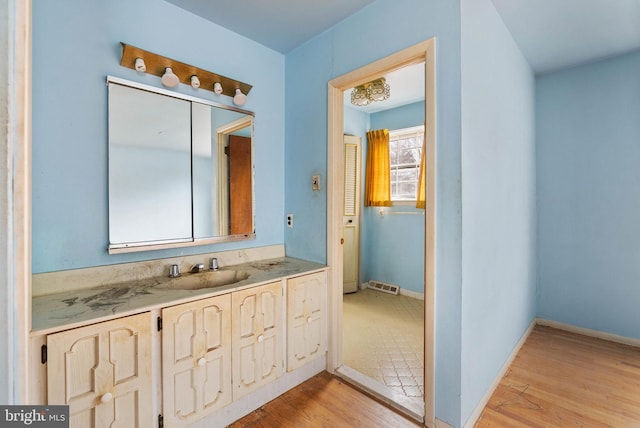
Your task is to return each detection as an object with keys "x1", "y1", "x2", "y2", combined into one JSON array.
[{"x1": 107, "y1": 76, "x2": 255, "y2": 253}]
